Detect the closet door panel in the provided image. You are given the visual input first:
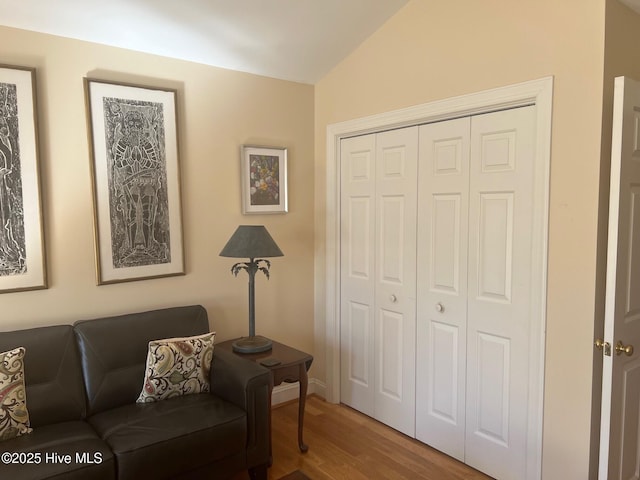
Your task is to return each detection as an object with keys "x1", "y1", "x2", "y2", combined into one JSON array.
[
  {"x1": 340, "y1": 134, "x2": 376, "y2": 416},
  {"x1": 416, "y1": 117, "x2": 470, "y2": 460},
  {"x1": 374, "y1": 127, "x2": 418, "y2": 437},
  {"x1": 475, "y1": 332, "x2": 510, "y2": 445},
  {"x1": 379, "y1": 195, "x2": 406, "y2": 283},
  {"x1": 429, "y1": 320, "x2": 460, "y2": 419},
  {"x1": 379, "y1": 308, "x2": 404, "y2": 400},
  {"x1": 466, "y1": 106, "x2": 536, "y2": 480},
  {"x1": 432, "y1": 194, "x2": 462, "y2": 293},
  {"x1": 344, "y1": 302, "x2": 371, "y2": 387},
  {"x1": 477, "y1": 192, "x2": 514, "y2": 303}
]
